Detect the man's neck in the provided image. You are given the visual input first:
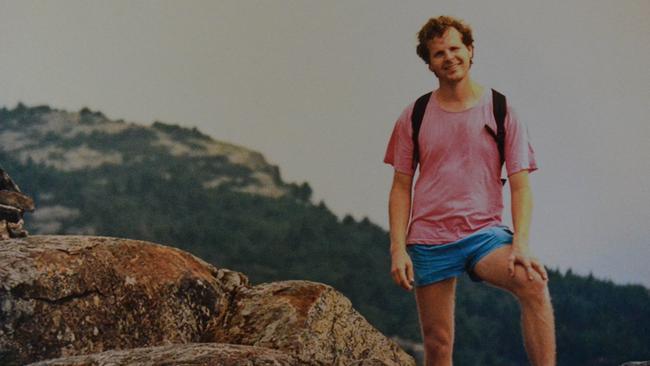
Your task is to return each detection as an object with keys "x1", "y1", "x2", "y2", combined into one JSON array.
[
  {"x1": 436, "y1": 78, "x2": 481, "y2": 103},
  {"x1": 434, "y1": 78, "x2": 484, "y2": 112}
]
